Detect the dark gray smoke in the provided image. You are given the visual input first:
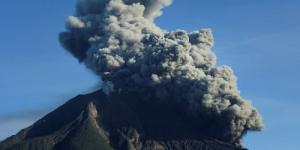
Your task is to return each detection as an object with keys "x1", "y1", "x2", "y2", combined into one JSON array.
[{"x1": 59, "y1": 0, "x2": 263, "y2": 145}]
